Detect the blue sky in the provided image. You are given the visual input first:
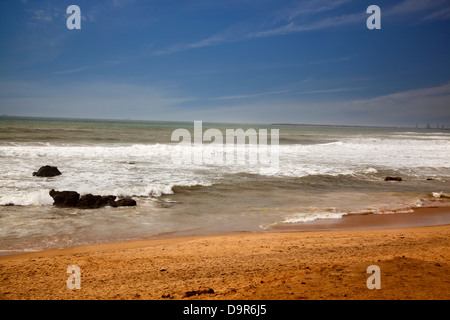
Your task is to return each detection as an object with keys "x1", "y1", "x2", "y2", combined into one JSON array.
[{"x1": 1, "y1": 0, "x2": 450, "y2": 126}]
